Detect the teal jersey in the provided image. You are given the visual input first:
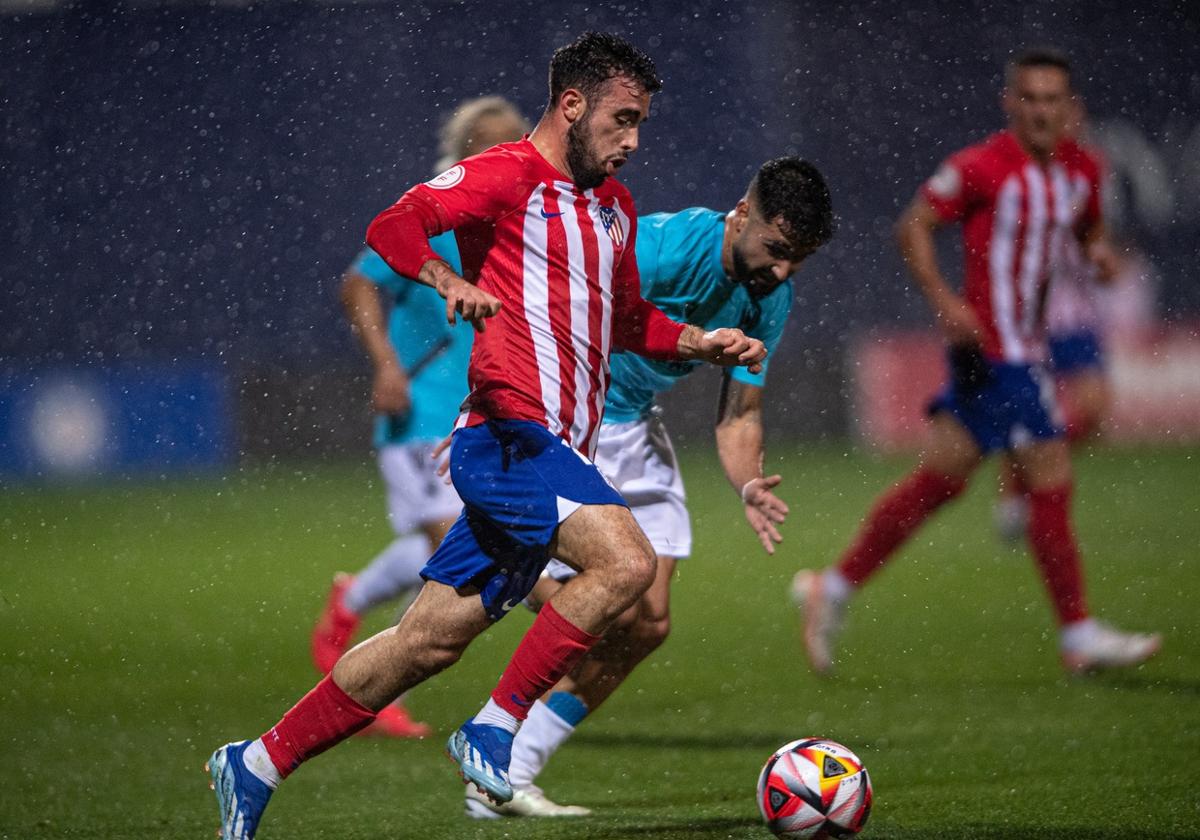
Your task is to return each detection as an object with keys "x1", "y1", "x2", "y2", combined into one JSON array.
[
  {"x1": 352, "y1": 232, "x2": 471, "y2": 446},
  {"x1": 605, "y1": 208, "x2": 793, "y2": 423}
]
